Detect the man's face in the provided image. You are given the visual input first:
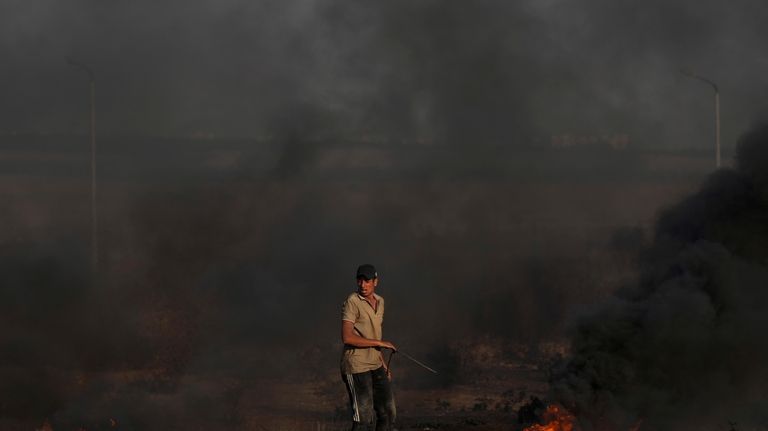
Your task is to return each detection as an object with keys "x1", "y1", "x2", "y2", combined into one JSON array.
[{"x1": 357, "y1": 277, "x2": 378, "y2": 297}]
